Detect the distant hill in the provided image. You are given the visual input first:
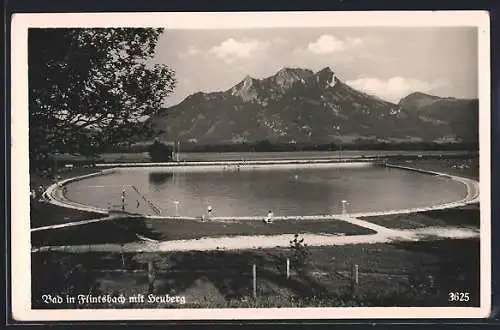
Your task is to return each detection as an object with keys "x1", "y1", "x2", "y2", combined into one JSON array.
[
  {"x1": 398, "y1": 92, "x2": 479, "y2": 143},
  {"x1": 147, "y1": 67, "x2": 478, "y2": 145}
]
